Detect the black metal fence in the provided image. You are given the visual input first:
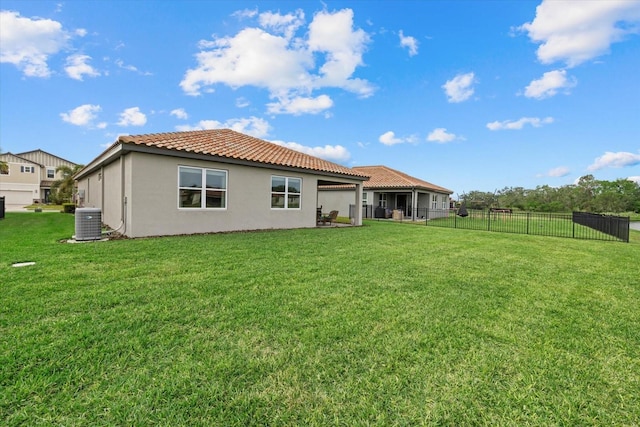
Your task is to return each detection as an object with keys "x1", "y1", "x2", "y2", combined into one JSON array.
[
  {"x1": 572, "y1": 212, "x2": 630, "y2": 242},
  {"x1": 425, "y1": 209, "x2": 629, "y2": 242}
]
